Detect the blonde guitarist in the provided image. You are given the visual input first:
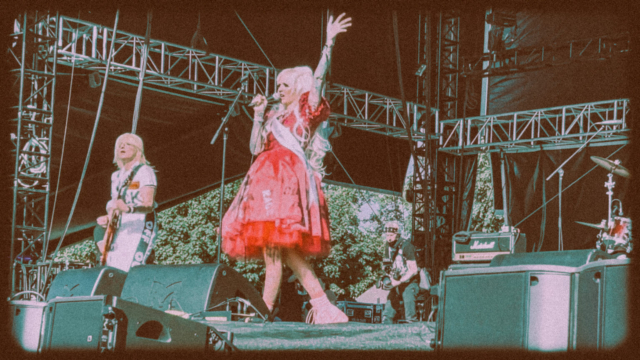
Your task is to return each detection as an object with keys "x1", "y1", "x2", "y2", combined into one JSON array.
[{"x1": 96, "y1": 133, "x2": 157, "y2": 272}]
